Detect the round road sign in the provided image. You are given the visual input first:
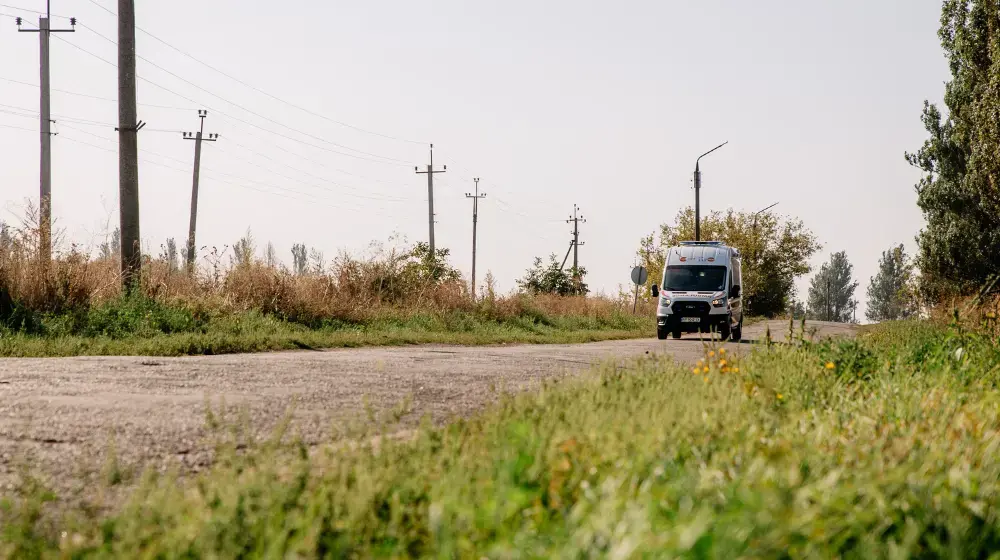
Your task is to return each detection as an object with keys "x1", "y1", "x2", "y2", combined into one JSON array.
[{"x1": 630, "y1": 265, "x2": 648, "y2": 286}]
